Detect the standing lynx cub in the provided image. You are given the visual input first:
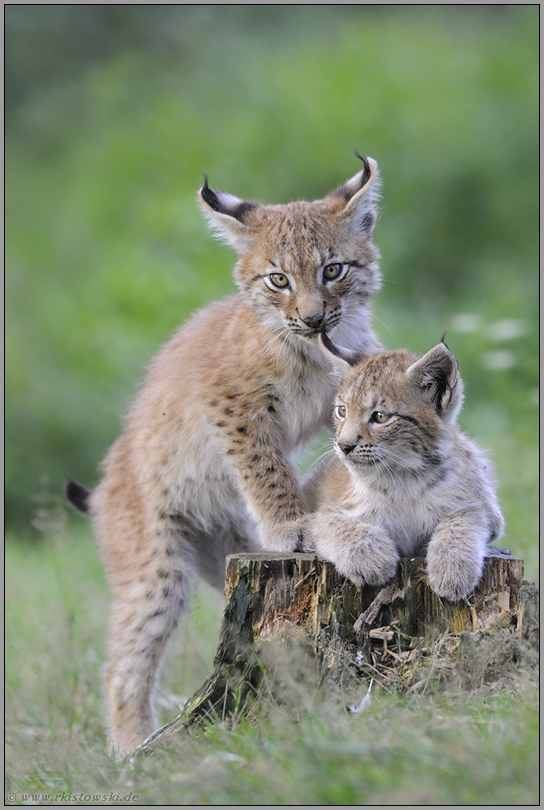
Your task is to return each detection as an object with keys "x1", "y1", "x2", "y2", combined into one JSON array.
[
  {"x1": 66, "y1": 157, "x2": 384, "y2": 754},
  {"x1": 308, "y1": 336, "x2": 505, "y2": 600}
]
